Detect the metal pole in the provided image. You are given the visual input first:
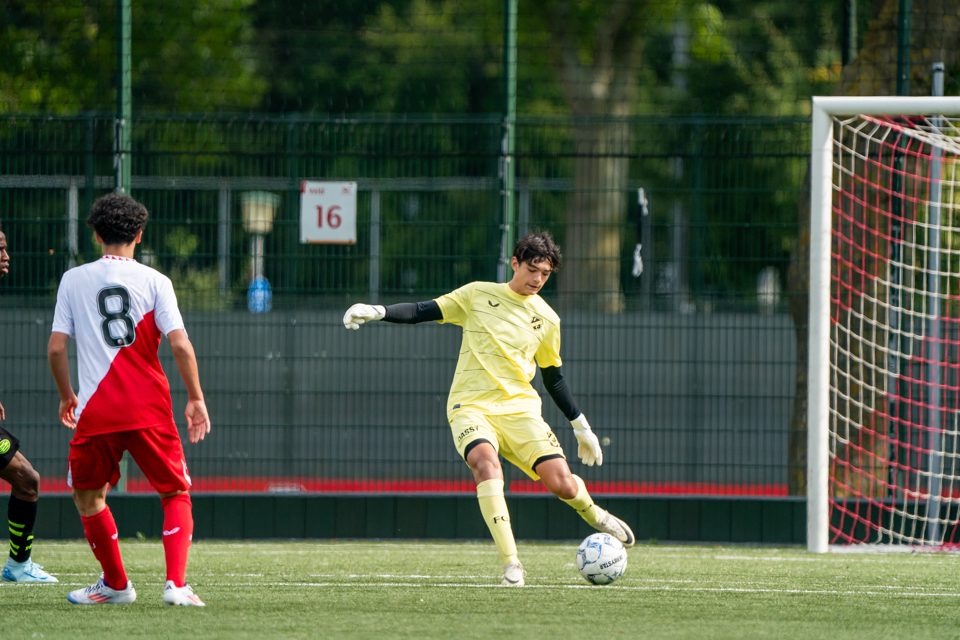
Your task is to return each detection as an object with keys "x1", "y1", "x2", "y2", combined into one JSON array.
[
  {"x1": 672, "y1": 158, "x2": 686, "y2": 313},
  {"x1": 68, "y1": 181, "x2": 79, "y2": 270},
  {"x1": 115, "y1": 0, "x2": 131, "y2": 194},
  {"x1": 369, "y1": 190, "x2": 381, "y2": 304},
  {"x1": 497, "y1": 0, "x2": 517, "y2": 283},
  {"x1": 115, "y1": 0, "x2": 131, "y2": 492},
  {"x1": 518, "y1": 188, "x2": 529, "y2": 239},
  {"x1": 926, "y1": 63, "x2": 945, "y2": 545},
  {"x1": 896, "y1": 0, "x2": 913, "y2": 96},
  {"x1": 84, "y1": 113, "x2": 95, "y2": 233},
  {"x1": 251, "y1": 234, "x2": 265, "y2": 280},
  {"x1": 218, "y1": 186, "x2": 232, "y2": 296},
  {"x1": 841, "y1": 0, "x2": 857, "y2": 67}
]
